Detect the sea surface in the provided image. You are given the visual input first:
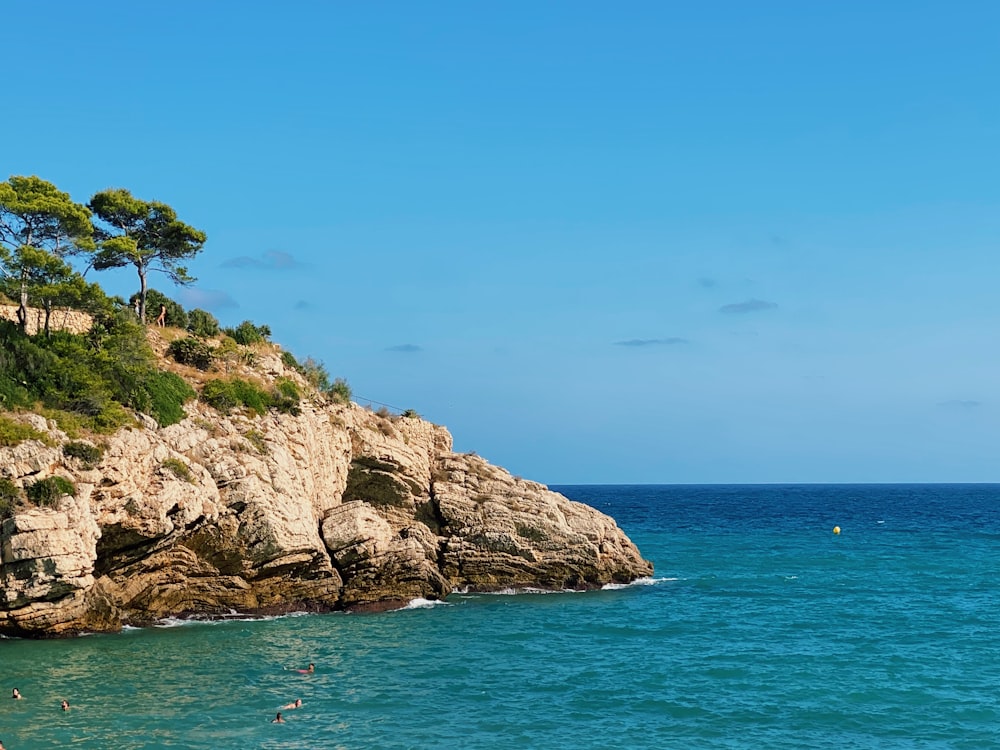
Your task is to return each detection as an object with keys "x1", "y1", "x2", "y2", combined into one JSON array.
[{"x1": 2, "y1": 484, "x2": 1000, "y2": 749}]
